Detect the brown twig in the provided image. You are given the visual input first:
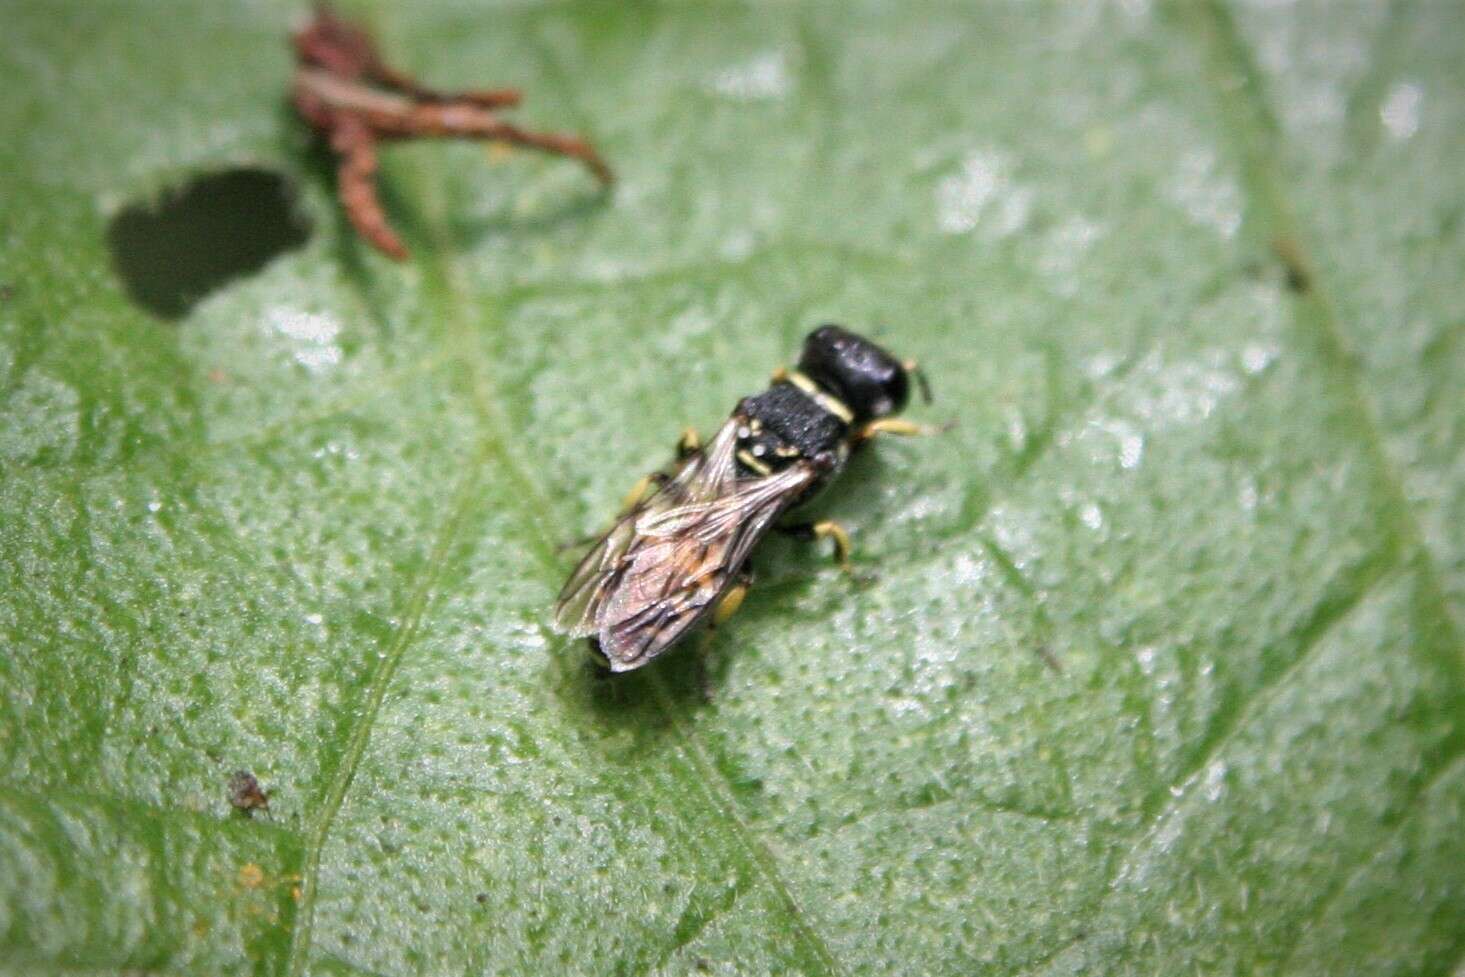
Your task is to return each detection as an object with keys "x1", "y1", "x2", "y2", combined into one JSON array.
[{"x1": 292, "y1": 6, "x2": 612, "y2": 260}]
